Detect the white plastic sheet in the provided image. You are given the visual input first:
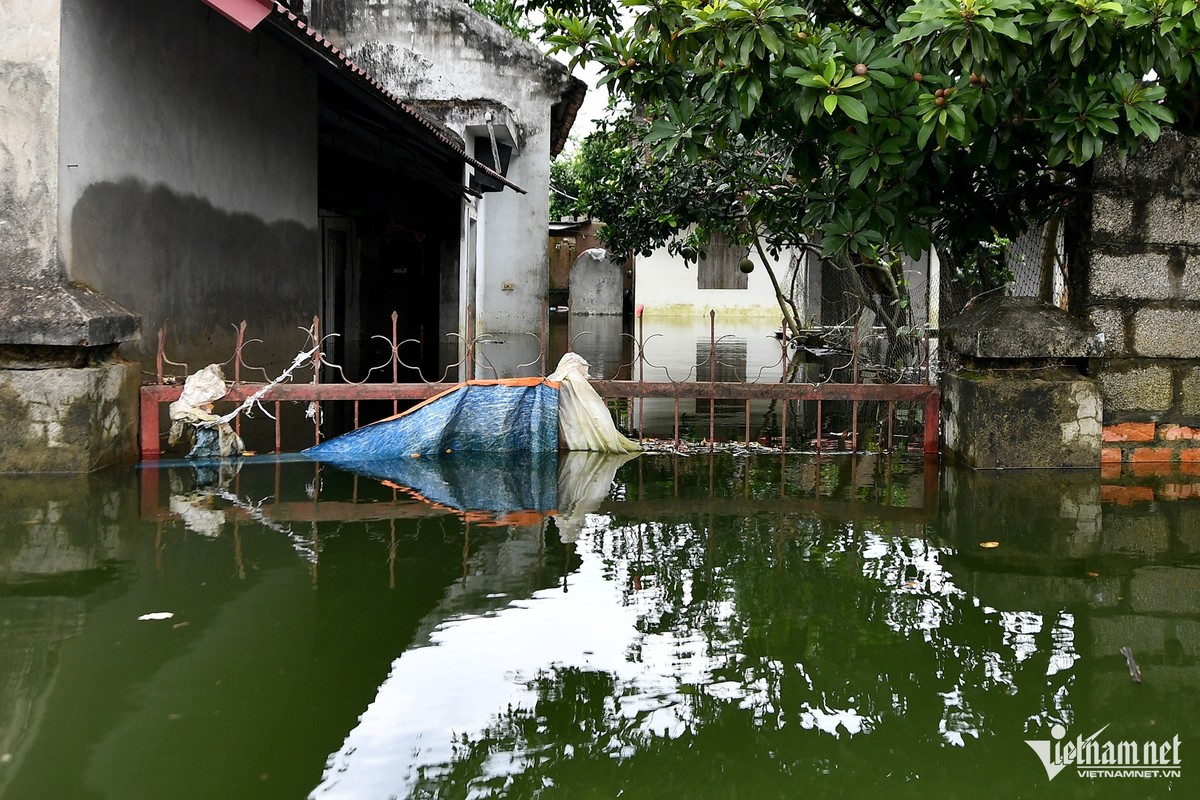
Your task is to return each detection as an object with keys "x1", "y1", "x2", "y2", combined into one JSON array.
[
  {"x1": 167, "y1": 364, "x2": 245, "y2": 458},
  {"x1": 548, "y1": 353, "x2": 641, "y2": 453}
]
